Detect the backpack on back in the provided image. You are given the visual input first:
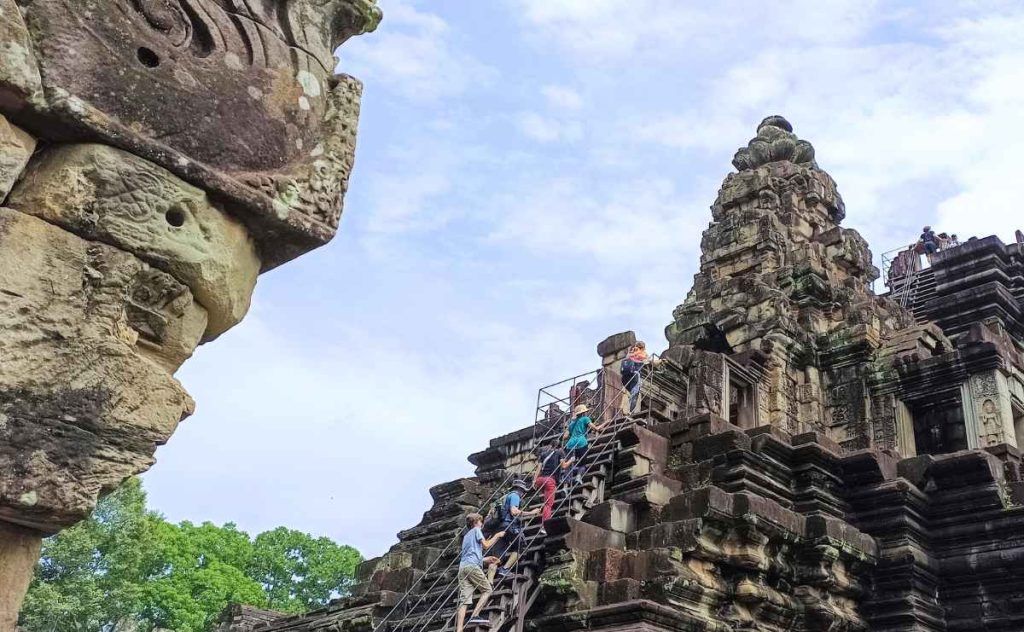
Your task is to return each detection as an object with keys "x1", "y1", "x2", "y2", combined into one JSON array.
[{"x1": 482, "y1": 499, "x2": 504, "y2": 534}]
